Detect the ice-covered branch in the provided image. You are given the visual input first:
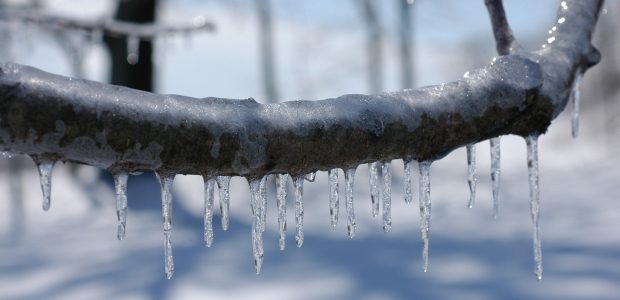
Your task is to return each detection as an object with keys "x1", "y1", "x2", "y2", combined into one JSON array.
[
  {"x1": 484, "y1": 0, "x2": 517, "y2": 55},
  {"x1": 0, "y1": 0, "x2": 602, "y2": 180},
  {"x1": 0, "y1": 9, "x2": 215, "y2": 39}
]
